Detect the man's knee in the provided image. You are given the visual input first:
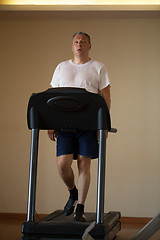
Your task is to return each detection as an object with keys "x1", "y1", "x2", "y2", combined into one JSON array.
[
  {"x1": 57, "y1": 154, "x2": 73, "y2": 171},
  {"x1": 77, "y1": 155, "x2": 91, "y2": 172}
]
